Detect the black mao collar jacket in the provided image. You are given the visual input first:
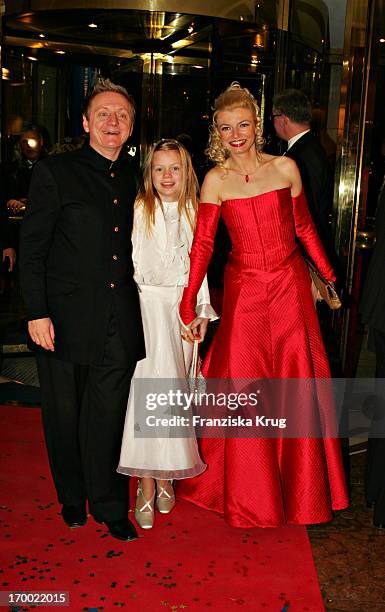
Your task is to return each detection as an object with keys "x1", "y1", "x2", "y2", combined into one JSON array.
[{"x1": 20, "y1": 141, "x2": 145, "y2": 366}]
